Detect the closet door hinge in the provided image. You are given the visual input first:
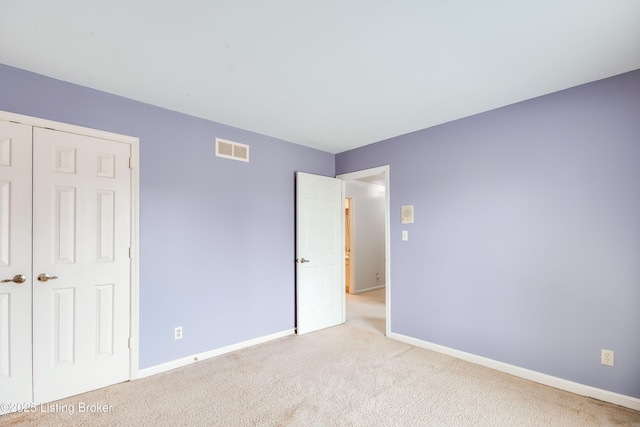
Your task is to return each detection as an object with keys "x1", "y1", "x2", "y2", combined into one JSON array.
[
  {"x1": 129, "y1": 157, "x2": 133, "y2": 169},
  {"x1": 128, "y1": 337, "x2": 131, "y2": 349}
]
